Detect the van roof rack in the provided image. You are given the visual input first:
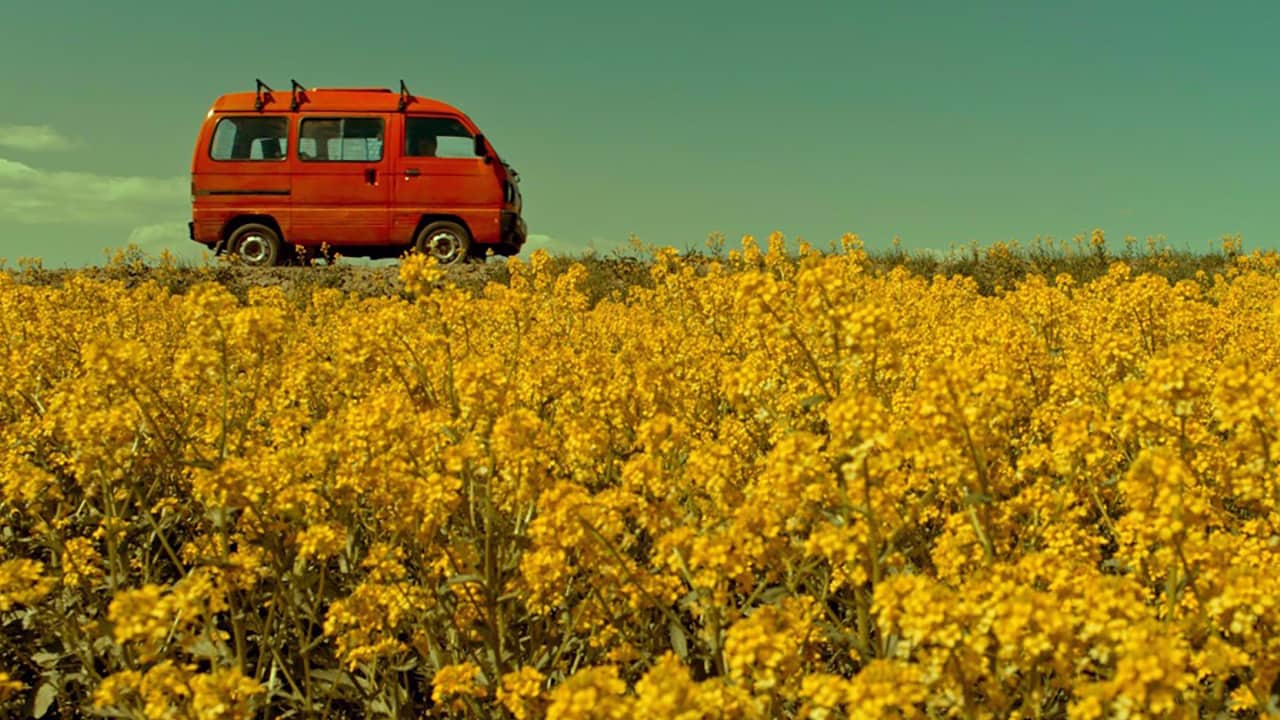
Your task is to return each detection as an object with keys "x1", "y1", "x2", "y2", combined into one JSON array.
[
  {"x1": 251, "y1": 80, "x2": 415, "y2": 111},
  {"x1": 254, "y1": 79, "x2": 273, "y2": 112},
  {"x1": 398, "y1": 80, "x2": 414, "y2": 111},
  {"x1": 290, "y1": 79, "x2": 308, "y2": 111}
]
